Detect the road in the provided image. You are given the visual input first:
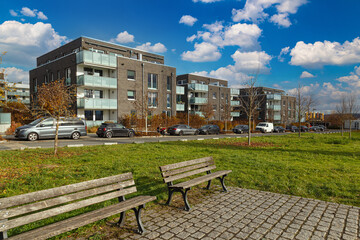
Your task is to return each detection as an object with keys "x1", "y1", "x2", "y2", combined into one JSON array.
[{"x1": 0, "y1": 130, "x2": 341, "y2": 151}]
